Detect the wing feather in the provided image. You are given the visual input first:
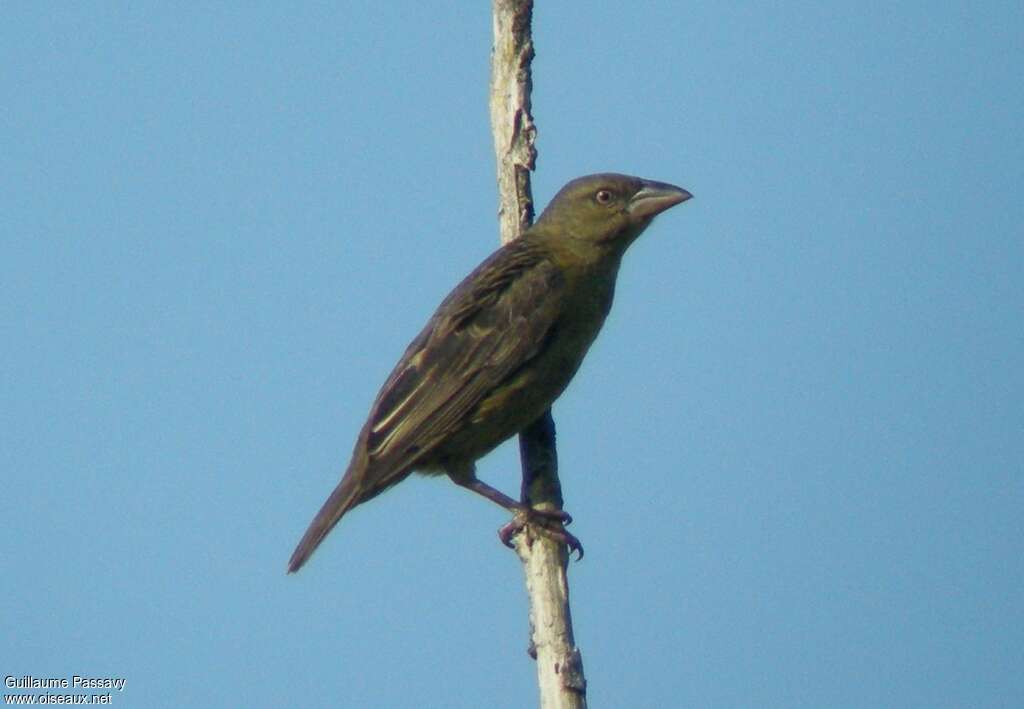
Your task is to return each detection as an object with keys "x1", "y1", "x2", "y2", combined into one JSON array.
[{"x1": 358, "y1": 239, "x2": 563, "y2": 487}]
